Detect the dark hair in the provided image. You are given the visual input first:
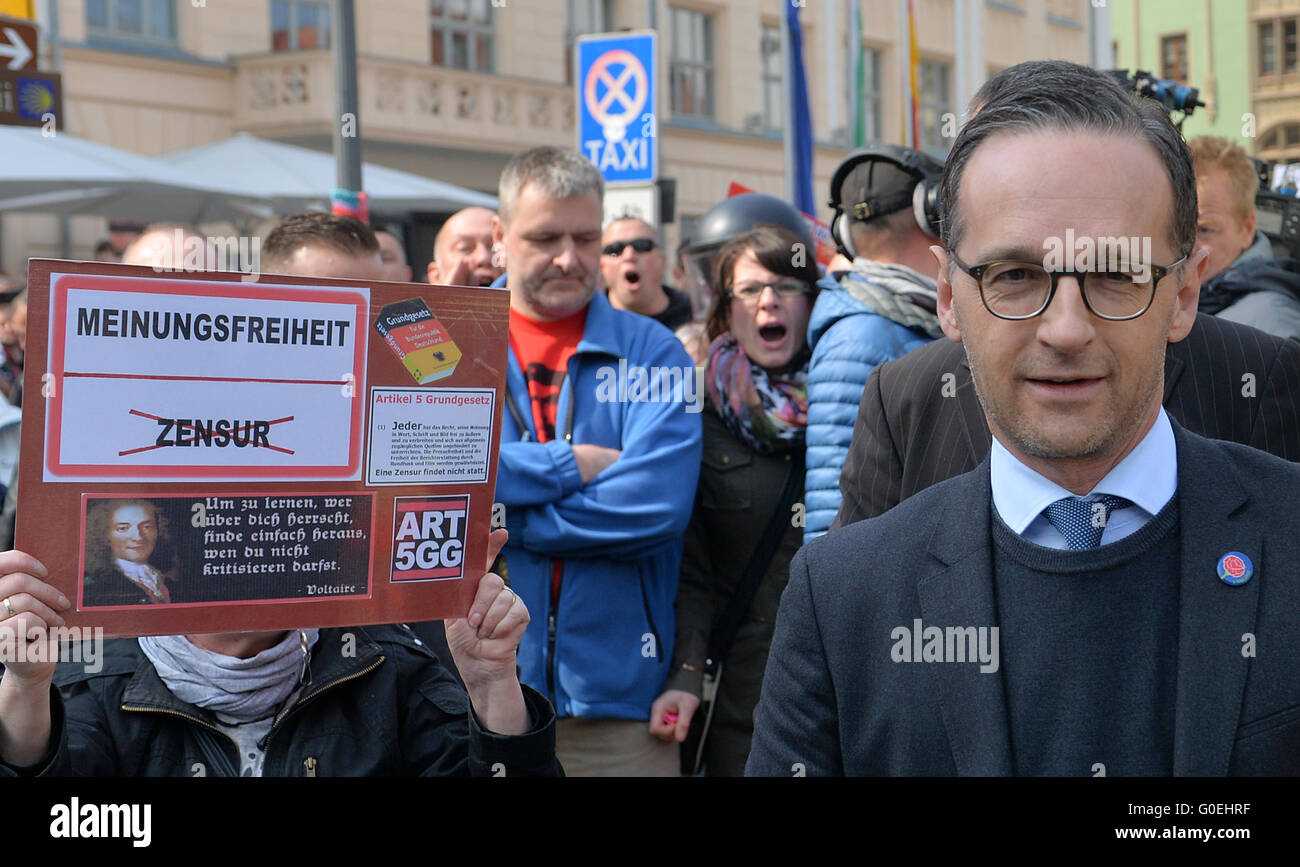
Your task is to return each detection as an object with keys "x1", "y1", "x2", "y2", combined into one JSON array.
[
  {"x1": 83, "y1": 498, "x2": 176, "y2": 580},
  {"x1": 706, "y1": 224, "x2": 821, "y2": 342},
  {"x1": 263, "y1": 211, "x2": 379, "y2": 272},
  {"x1": 941, "y1": 60, "x2": 1196, "y2": 262}
]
